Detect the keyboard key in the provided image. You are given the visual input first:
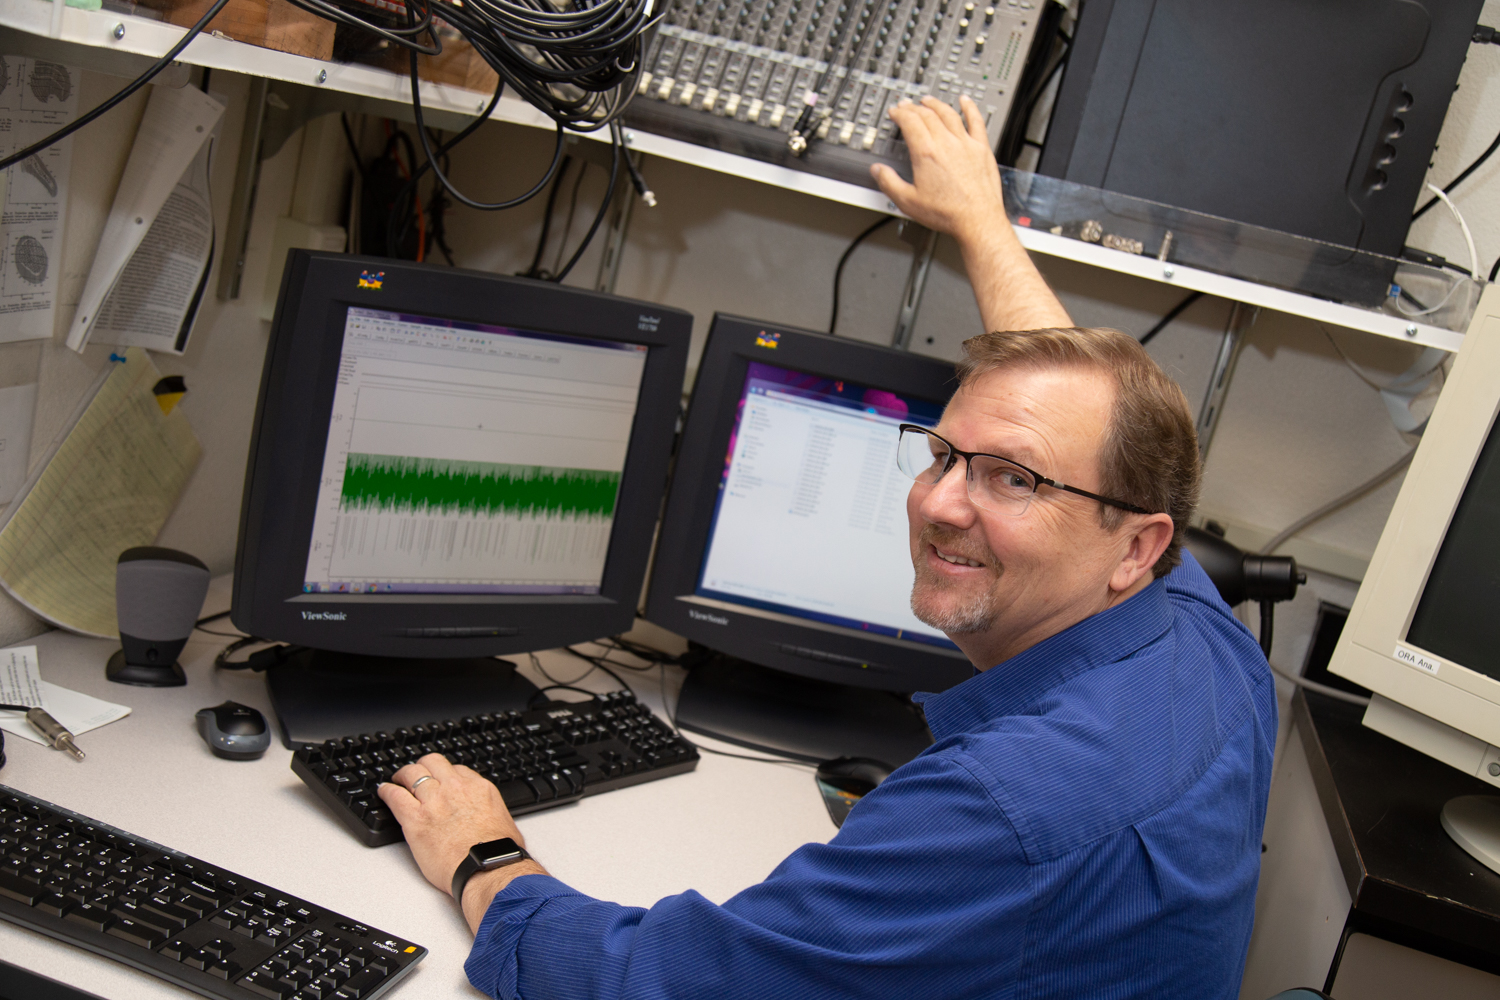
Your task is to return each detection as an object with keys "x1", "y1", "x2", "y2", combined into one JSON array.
[
  {"x1": 339, "y1": 968, "x2": 386, "y2": 998},
  {"x1": 208, "y1": 959, "x2": 240, "y2": 980},
  {"x1": 0, "y1": 870, "x2": 43, "y2": 905},
  {"x1": 240, "y1": 971, "x2": 291, "y2": 999},
  {"x1": 63, "y1": 902, "x2": 112, "y2": 931},
  {"x1": 34, "y1": 892, "x2": 73, "y2": 917},
  {"x1": 106, "y1": 917, "x2": 165, "y2": 948}
]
